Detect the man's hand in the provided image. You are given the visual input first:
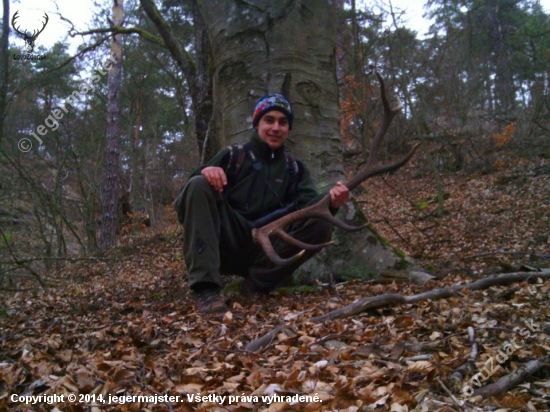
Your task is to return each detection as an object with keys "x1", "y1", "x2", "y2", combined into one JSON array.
[
  {"x1": 201, "y1": 166, "x2": 227, "y2": 192},
  {"x1": 329, "y1": 181, "x2": 350, "y2": 208}
]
